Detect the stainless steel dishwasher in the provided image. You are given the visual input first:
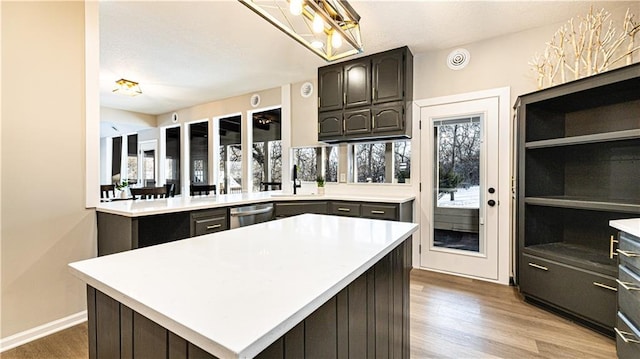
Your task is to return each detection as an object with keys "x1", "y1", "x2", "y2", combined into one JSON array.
[{"x1": 229, "y1": 203, "x2": 274, "y2": 228}]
